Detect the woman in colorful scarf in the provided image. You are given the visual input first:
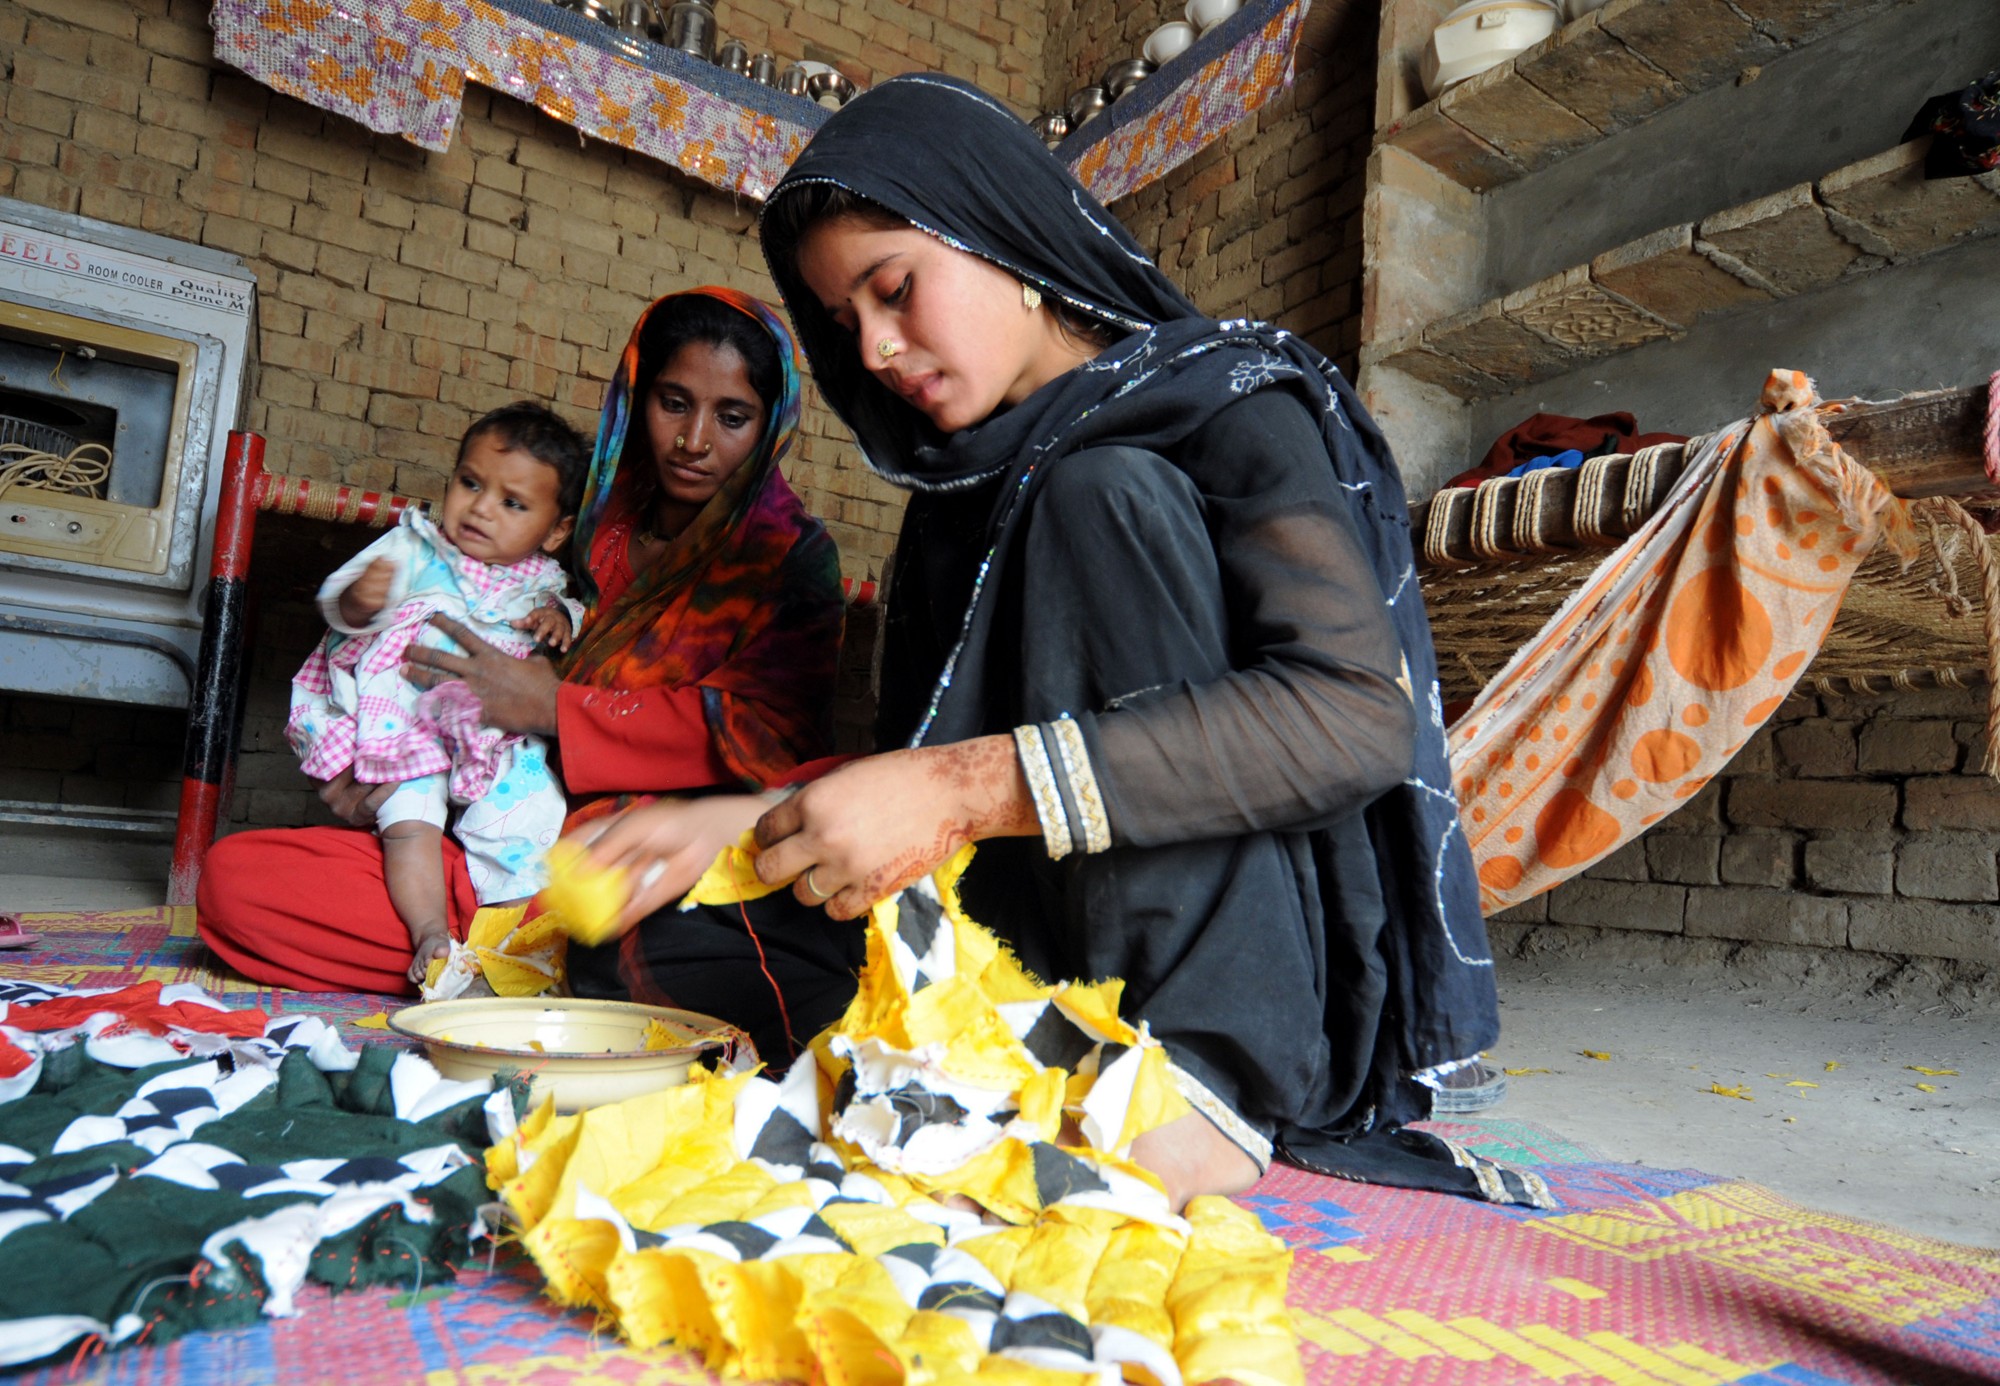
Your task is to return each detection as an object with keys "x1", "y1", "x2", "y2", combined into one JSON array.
[
  {"x1": 196, "y1": 289, "x2": 844, "y2": 994},
  {"x1": 562, "y1": 78, "x2": 1532, "y2": 1214}
]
